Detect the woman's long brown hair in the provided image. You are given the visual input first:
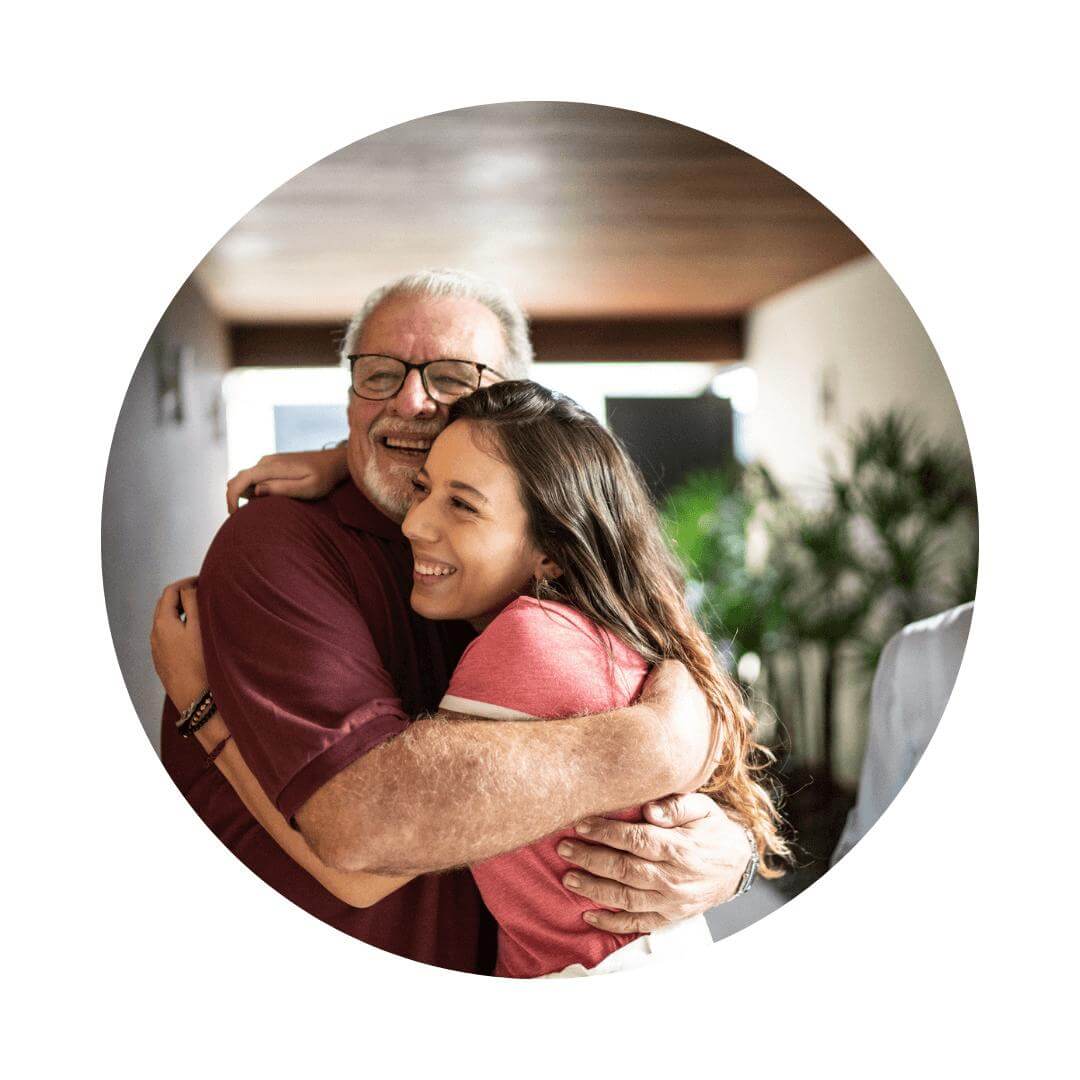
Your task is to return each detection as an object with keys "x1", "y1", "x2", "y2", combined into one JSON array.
[{"x1": 449, "y1": 381, "x2": 789, "y2": 874}]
